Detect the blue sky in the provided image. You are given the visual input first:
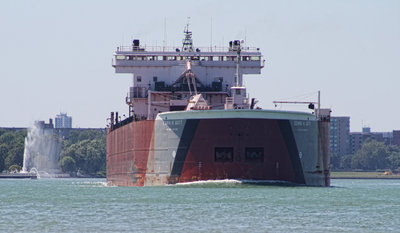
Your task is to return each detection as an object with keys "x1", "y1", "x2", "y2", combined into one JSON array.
[{"x1": 1, "y1": 0, "x2": 399, "y2": 132}]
